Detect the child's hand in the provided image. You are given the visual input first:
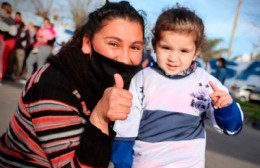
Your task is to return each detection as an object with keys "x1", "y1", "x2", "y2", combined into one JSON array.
[{"x1": 209, "y1": 81, "x2": 232, "y2": 109}]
